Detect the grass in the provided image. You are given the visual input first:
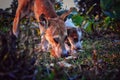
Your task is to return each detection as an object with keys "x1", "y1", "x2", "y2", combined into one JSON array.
[
  {"x1": 0, "y1": 14, "x2": 120, "y2": 79},
  {"x1": 0, "y1": 22, "x2": 120, "y2": 79},
  {"x1": 34, "y1": 36, "x2": 120, "y2": 80}
]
